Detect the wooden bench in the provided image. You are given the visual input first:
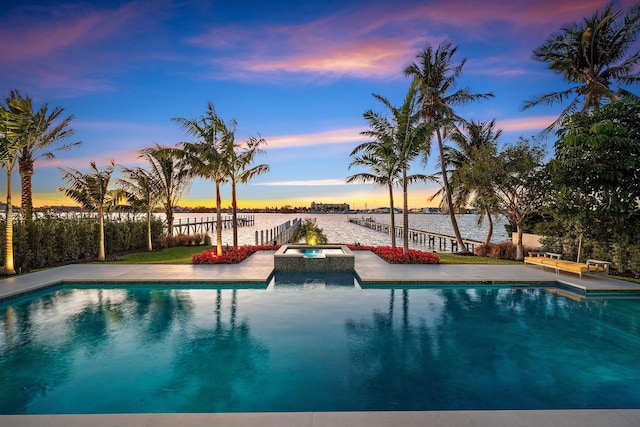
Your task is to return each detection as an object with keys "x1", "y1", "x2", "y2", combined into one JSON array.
[{"x1": 524, "y1": 252, "x2": 610, "y2": 279}]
